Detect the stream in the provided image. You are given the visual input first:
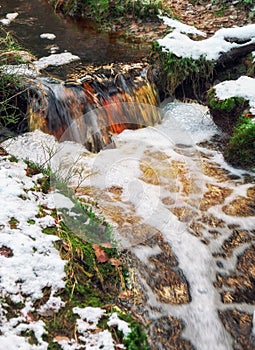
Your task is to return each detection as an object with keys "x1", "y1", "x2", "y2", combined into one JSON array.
[
  {"x1": 0, "y1": 0, "x2": 149, "y2": 65},
  {"x1": 1, "y1": 1, "x2": 255, "y2": 350}
]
